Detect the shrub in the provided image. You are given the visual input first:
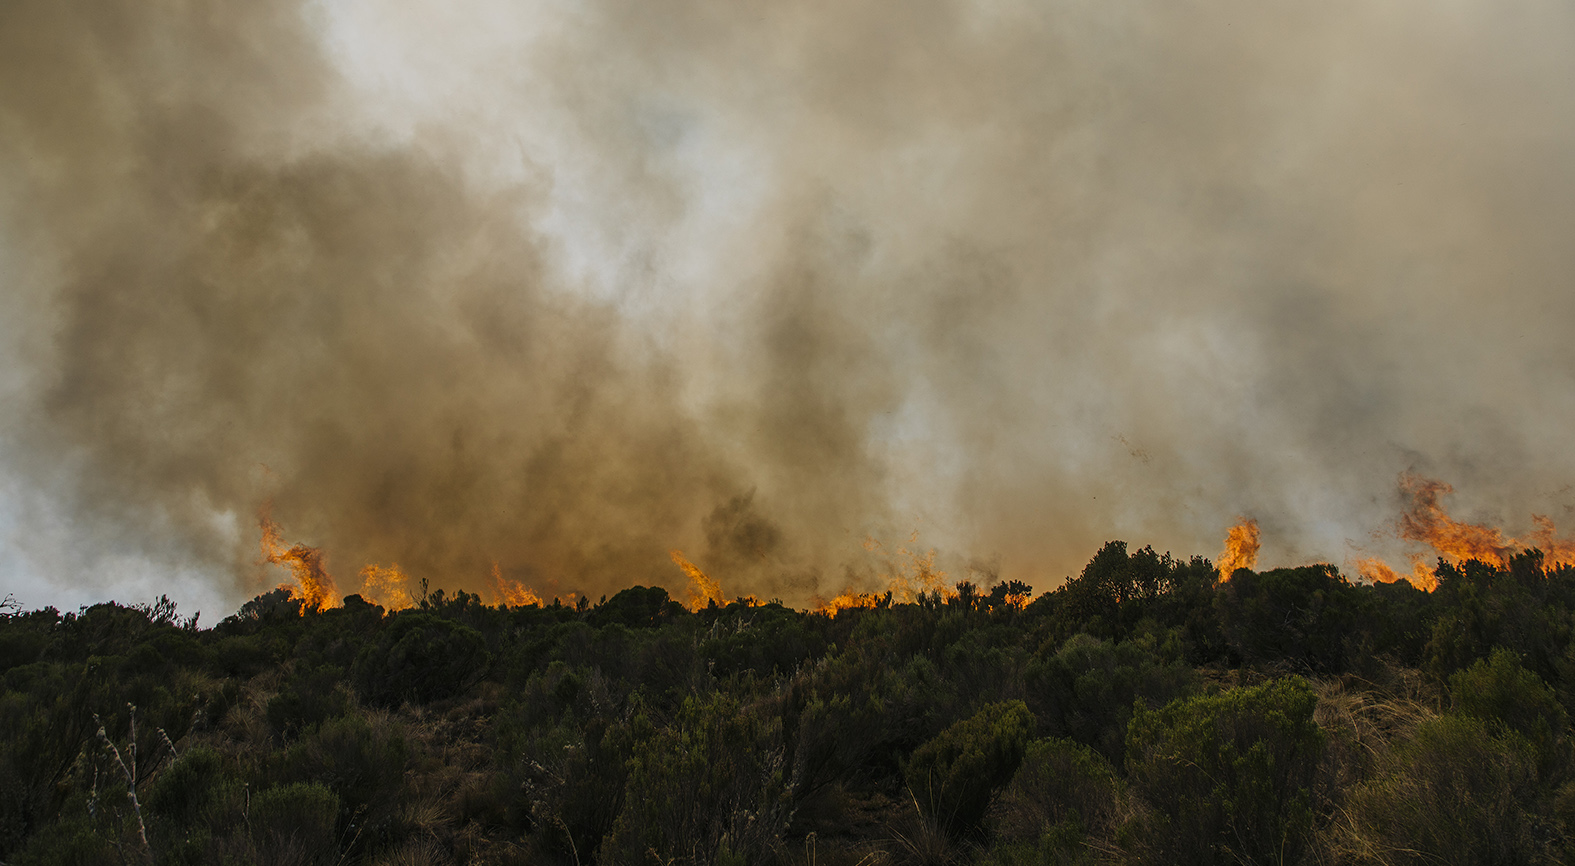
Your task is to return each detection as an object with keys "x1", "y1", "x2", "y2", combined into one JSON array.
[
  {"x1": 1340, "y1": 714, "x2": 1546, "y2": 864},
  {"x1": 602, "y1": 692, "x2": 788, "y2": 865},
  {"x1": 249, "y1": 782, "x2": 341, "y2": 866},
  {"x1": 985, "y1": 737, "x2": 1121, "y2": 865},
  {"x1": 1450, "y1": 648, "x2": 1569, "y2": 779},
  {"x1": 352, "y1": 613, "x2": 491, "y2": 707},
  {"x1": 904, "y1": 700, "x2": 1035, "y2": 838},
  {"x1": 1124, "y1": 677, "x2": 1324, "y2": 866}
]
